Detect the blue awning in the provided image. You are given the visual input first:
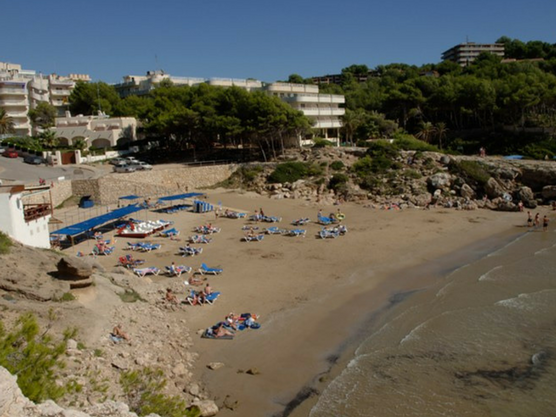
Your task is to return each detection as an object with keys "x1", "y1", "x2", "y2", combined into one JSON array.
[
  {"x1": 119, "y1": 195, "x2": 141, "y2": 200},
  {"x1": 504, "y1": 155, "x2": 524, "y2": 160},
  {"x1": 157, "y1": 192, "x2": 204, "y2": 202},
  {"x1": 50, "y1": 204, "x2": 144, "y2": 236}
]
